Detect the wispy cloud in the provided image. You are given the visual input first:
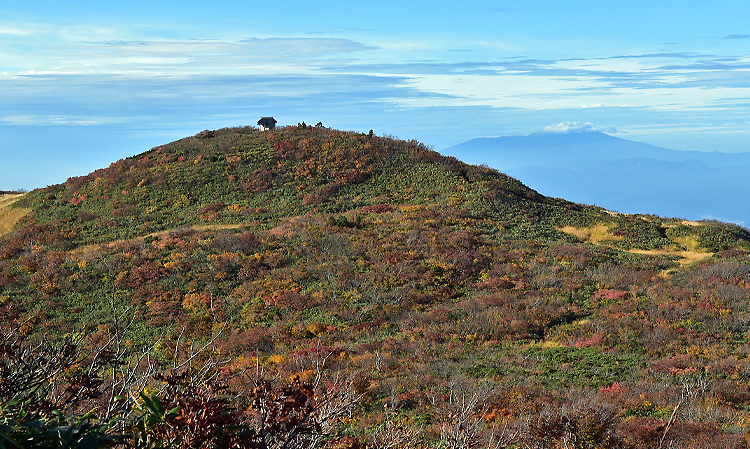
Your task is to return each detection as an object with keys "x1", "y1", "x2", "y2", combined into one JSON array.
[
  {"x1": 0, "y1": 25, "x2": 32, "y2": 35},
  {"x1": 538, "y1": 122, "x2": 617, "y2": 134},
  {"x1": 2, "y1": 34, "x2": 376, "y2": 76},
  {"x1": 360, "y1": 50, "x2": 750, "y2": 115},
  {"x1": 1, "y1": 115, "x2": 123, "y2": 126},
  {"x1": 2, "y1": 13, "x2": 750, "y2": 154},
  {"x1": 603, "y1": 52, "x2": 710, "y2": 60},
  {"x1": 0, "y1": 72, "x2": 422, "y2": 129},
  {"x1": 6, "y1": 31, "x2": 750, "y2": 120}
]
